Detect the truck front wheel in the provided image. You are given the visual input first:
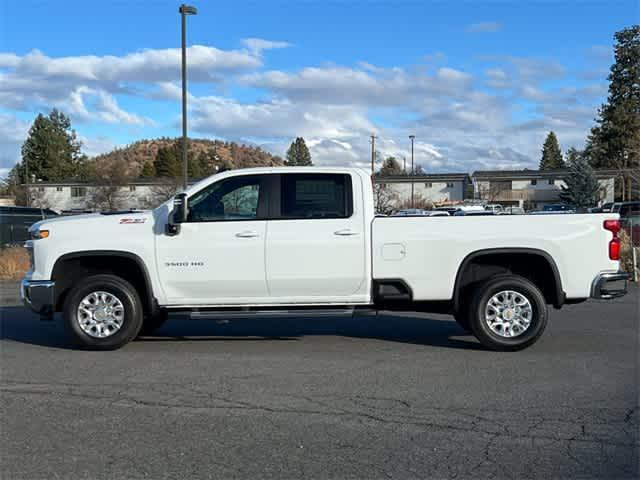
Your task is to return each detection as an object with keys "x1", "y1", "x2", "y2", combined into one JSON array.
[
  {"x1": 63, "y1": 274, "x2": 144, "y2": 350},
  {"x1": 469, "y1": 275, "x2": 548, "y2": 351}
]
